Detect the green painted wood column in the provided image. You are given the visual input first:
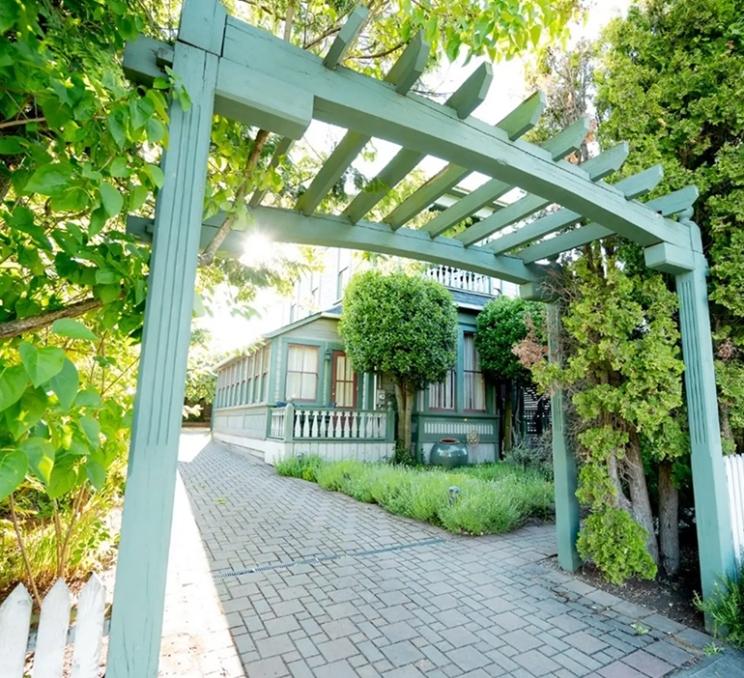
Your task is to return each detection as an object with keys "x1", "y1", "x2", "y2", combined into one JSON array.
[
  {"x1": 107, "y1": 42, "x2": 219, "y2": 677},
  {"x1": 675, "y1": 256, "x2": 736, "y2": 602},
  {"x1": 547, "y1": 303, "x2": 581, "y2": 571}
]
